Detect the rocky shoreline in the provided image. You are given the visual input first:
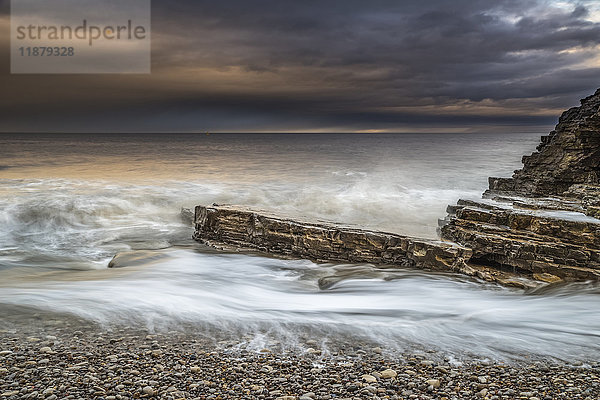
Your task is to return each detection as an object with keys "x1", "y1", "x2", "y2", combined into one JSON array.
[
  {"x1": 194, "y1": 89, "x2": 600, "y2": 287},
  {"x1": 1, "y1": 319, "x2": 599, "y2": 400},
  {"x1": 192, "y1": 204, "x2": 540, "y2": 288},
  {"x1": 5, "y1": 91, "x2": 600, "y2": 400},
  {"x1": 440, "y1": 88, "x2": 600, "y2": 284}
]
